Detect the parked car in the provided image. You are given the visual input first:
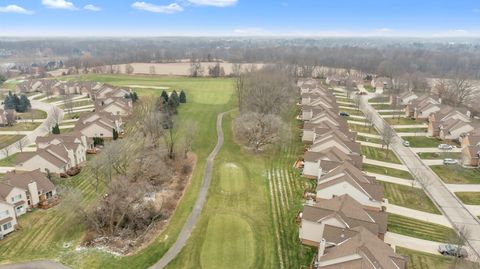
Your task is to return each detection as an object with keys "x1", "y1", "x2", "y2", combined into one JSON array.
[
  {"x1": 443, "y1": 158, "x2": 458, "y2": 165},
  {"x1": 438, "y1": 244, "x2": 468, "y2": 258},
  {"x1": 339, "y1": 112, "x2": 350, "y2": 117},
  {"x1": 438, "y1": 144, "x2": 453, "y2": 150},
  {"x1": 403, "y1": 141, "x2": 410, "y2": 147}
]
